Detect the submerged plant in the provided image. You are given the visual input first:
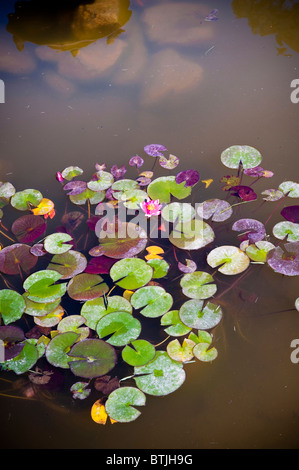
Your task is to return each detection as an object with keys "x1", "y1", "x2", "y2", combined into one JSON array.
[{"x1": 0, "y1": 144, "x2": 298, "y2": 424}]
